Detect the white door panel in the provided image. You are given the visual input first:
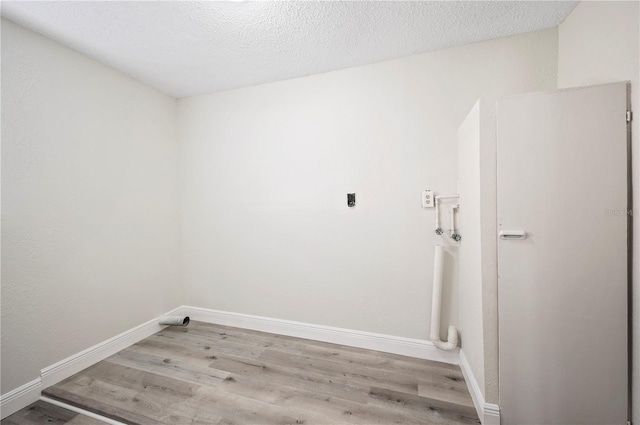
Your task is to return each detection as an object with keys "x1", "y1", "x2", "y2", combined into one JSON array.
[{"x1": 497, "y1": 83, "x2": 628, "y2": 424}]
